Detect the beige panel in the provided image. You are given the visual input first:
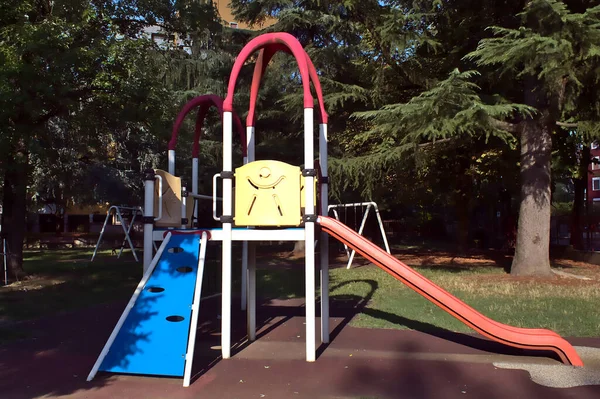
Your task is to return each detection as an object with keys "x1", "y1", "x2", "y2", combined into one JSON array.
[{"x1": 154, "y1": 169, "x2": 194, "y2": 228}]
